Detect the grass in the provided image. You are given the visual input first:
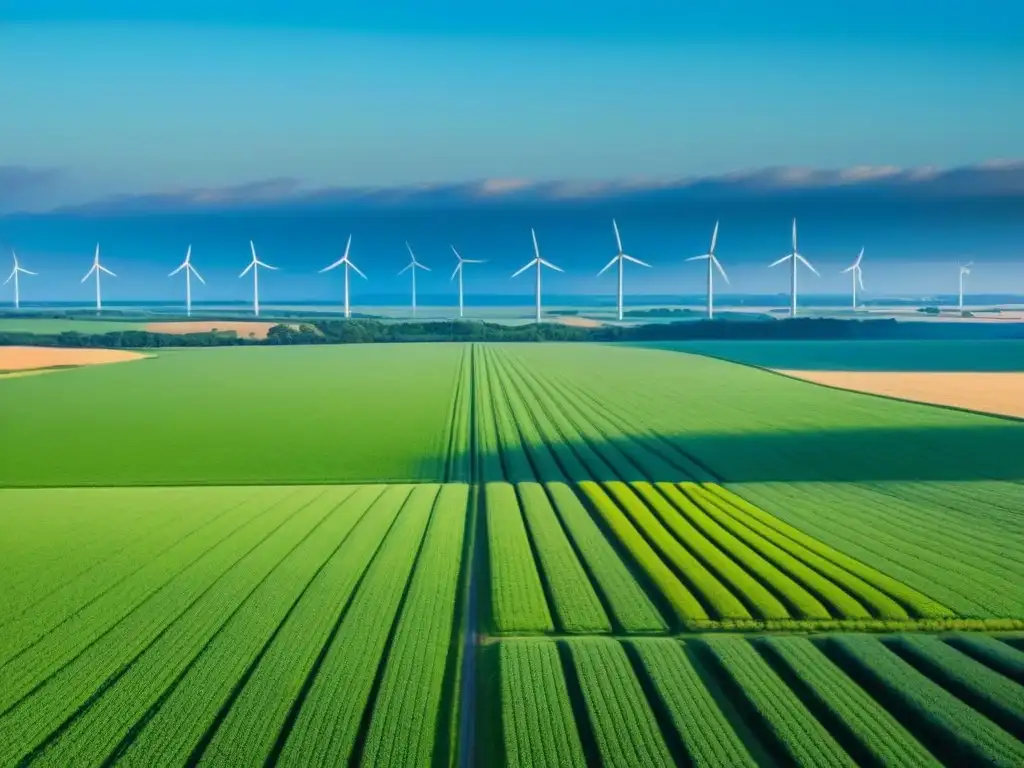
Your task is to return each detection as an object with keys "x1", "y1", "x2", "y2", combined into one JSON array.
[
  {"x1": 0, "y1": 317, "x2": 147, "y2": 334},
  {"x1": 3, "y1": 339, "x2": 1024, "y2": 764}
]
